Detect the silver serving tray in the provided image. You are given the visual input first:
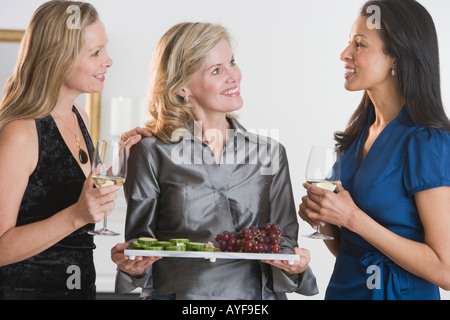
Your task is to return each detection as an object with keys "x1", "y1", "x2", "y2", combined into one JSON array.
[{"x1": 124, "y1": 249, "x2": 299, "y2": 265}]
